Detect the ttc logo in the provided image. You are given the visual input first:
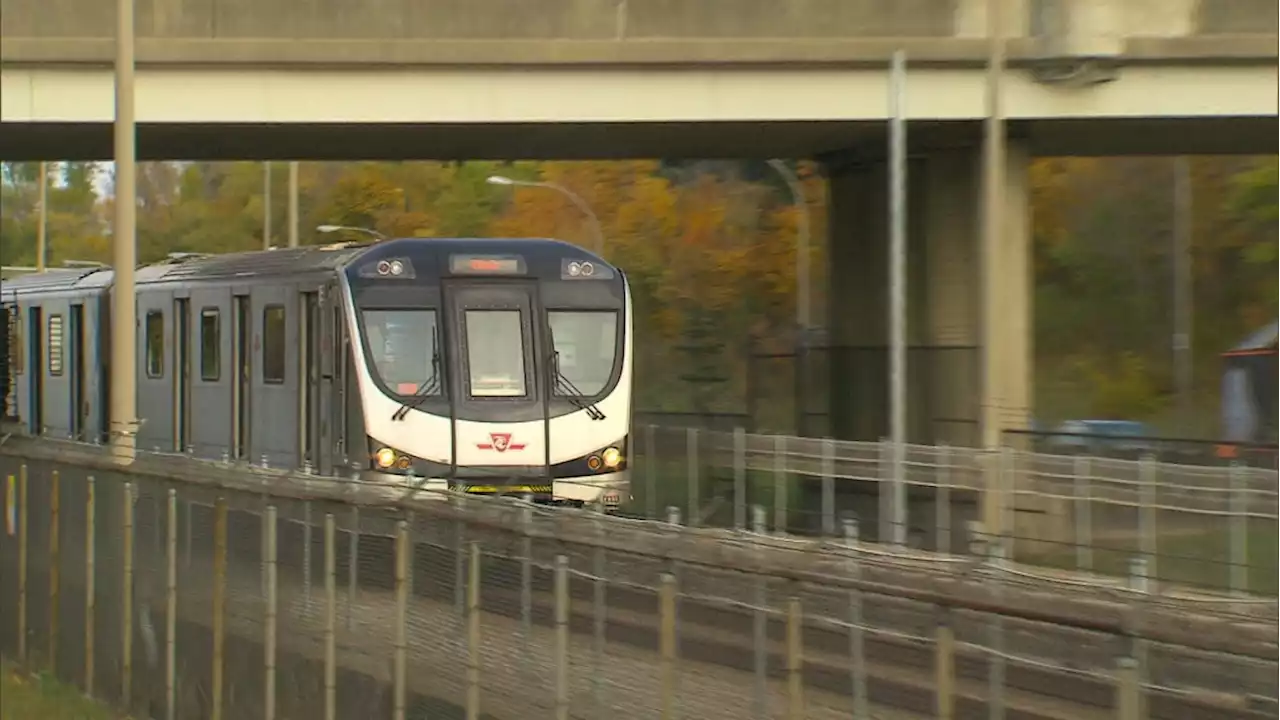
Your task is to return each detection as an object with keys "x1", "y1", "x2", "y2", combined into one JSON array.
[{"x1": 476, "y1": 432, "x2": 526, "y2": 453}]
